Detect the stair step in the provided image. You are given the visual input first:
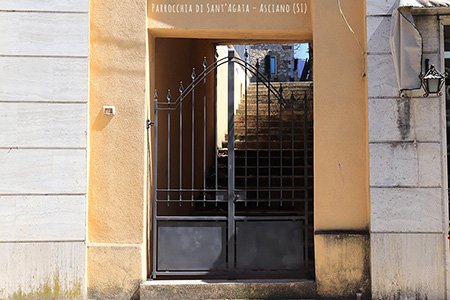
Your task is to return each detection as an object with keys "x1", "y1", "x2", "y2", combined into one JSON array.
[
  {"x1": 234, "y1": 115, "x2": 308, "y2": 123},
  {"x1": 218, "y1": 157, "x2": 313, "y2": 167},
  {"x1": 234, "y1": 126, "x2": 312, "y2": 134},
  {"x1": 232, "y1": 132, "x2": 312, "y2": 139},
  {"x1": 246, "y1": 90, "x2": 313, "y2": 96},
  {"x1": 247, "y1": 81, "x2": 313, "y2": 88},
  {"x1": 241, "y1": 99, "x2": 312, "y2": 105},
  {"x1": 234, "y1": 120, "x2": 312, "y2": 127},
  {"x1": 213, "y1": 166, "x2": 312, "y2": 177},
  {"x1": 229, "y1": 133, "x2": 312, "y2": 140},
  {"x1": 243, "y1": 92, "x2": 312, "y2": 98},
  {"x1": 215, "y1": 177, "x2": 313, "y2": 187},
  {"x1": 222, "y1": 140, "x2": 312, "y2": 149},
  {"x1": 238, "y1": 104, "x2": 312, "y2": 111},
  {"x1": 218, "y1": 148, "x2": 313, "y2": 157}
]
